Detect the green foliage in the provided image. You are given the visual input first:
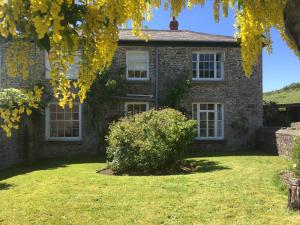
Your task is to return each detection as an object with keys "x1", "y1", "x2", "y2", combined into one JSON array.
[
  {"x1": 106, "y1": 108, "x2": 197, "y2": 174},
  {"x1": 292, "y1": 138, "x2": 300, "y2": 176},
  {"x1": 86, "y1": 69, "x2": 126, "y2": 148},
  {"x1": 163, "y1": 71, "x2": 191, "y2": 109}
]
